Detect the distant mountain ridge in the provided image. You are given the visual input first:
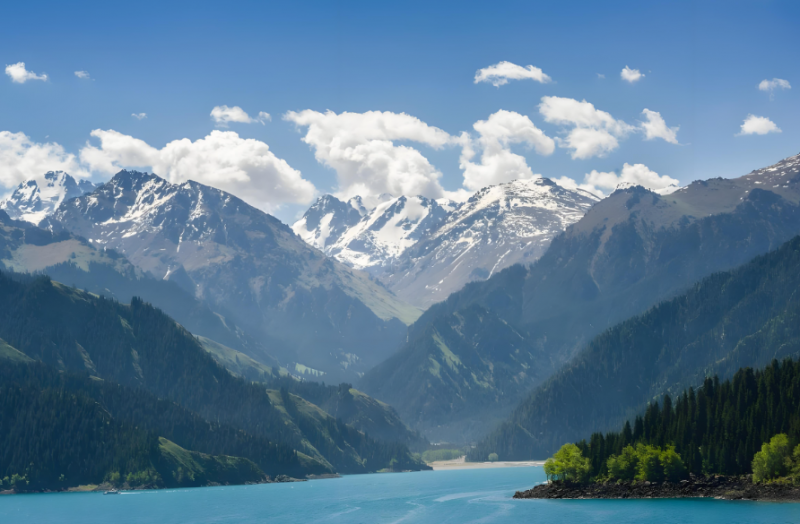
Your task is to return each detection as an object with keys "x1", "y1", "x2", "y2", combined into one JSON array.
[
  {"x1": 294, "y1": 178, "x2": 599, "y2": 308},
  {"x1": 360, "y1": 152, "x2": 800, "y2": 443},
  {"x1": 41, "y1": 170, "x2": 420, "y2": 383},
  {"x1": 0, "y1": 171, "x2": 95, "y2": 224}
]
